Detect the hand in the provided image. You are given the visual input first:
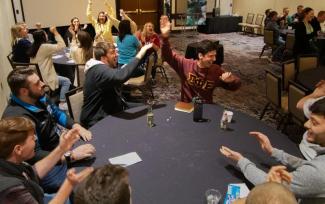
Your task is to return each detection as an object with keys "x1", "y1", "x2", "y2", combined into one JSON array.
[
  {"x1": 59, "y1": 128, "x2": 80, "y2": 152},
  {"x1": 249, "y1": 131, "x2": 273, "y2": 155},
  {"x1": 266, "y1": 165, "x2": 292, "y2": 184},
  {"x1": 66, "y1": 167, "x2": 94, "y2": 186},
  {"x1": 220, "y1": 146, "x2": 243, "y2": 162},
  {"x1": 73, "y1": 123, "x2": 92, "y2": 141},
  {"x1": 136, "y1": 43, "x2": 153, "y2": 59},
  {"x1": 82, "y1": 24, "x2": 88, "y2": 30},
  {"x1": 72, "y1": 144, "x2": 96, "y2": 161},
  {"x1": 120, "y1": 9, "x2": 126, "y2": 19},
  {"x1": 49, "y1": 26, "x2": 58, "y2": 34},
  {"x1": 68, "y1": 26, "x2": 76, "y2": 35},
  {"x1": 160, "y1": 15, "x2": 171, "y2": 37},
  {"x1": 220, "y1": 72, "x2": 235, "y2": 83}
]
